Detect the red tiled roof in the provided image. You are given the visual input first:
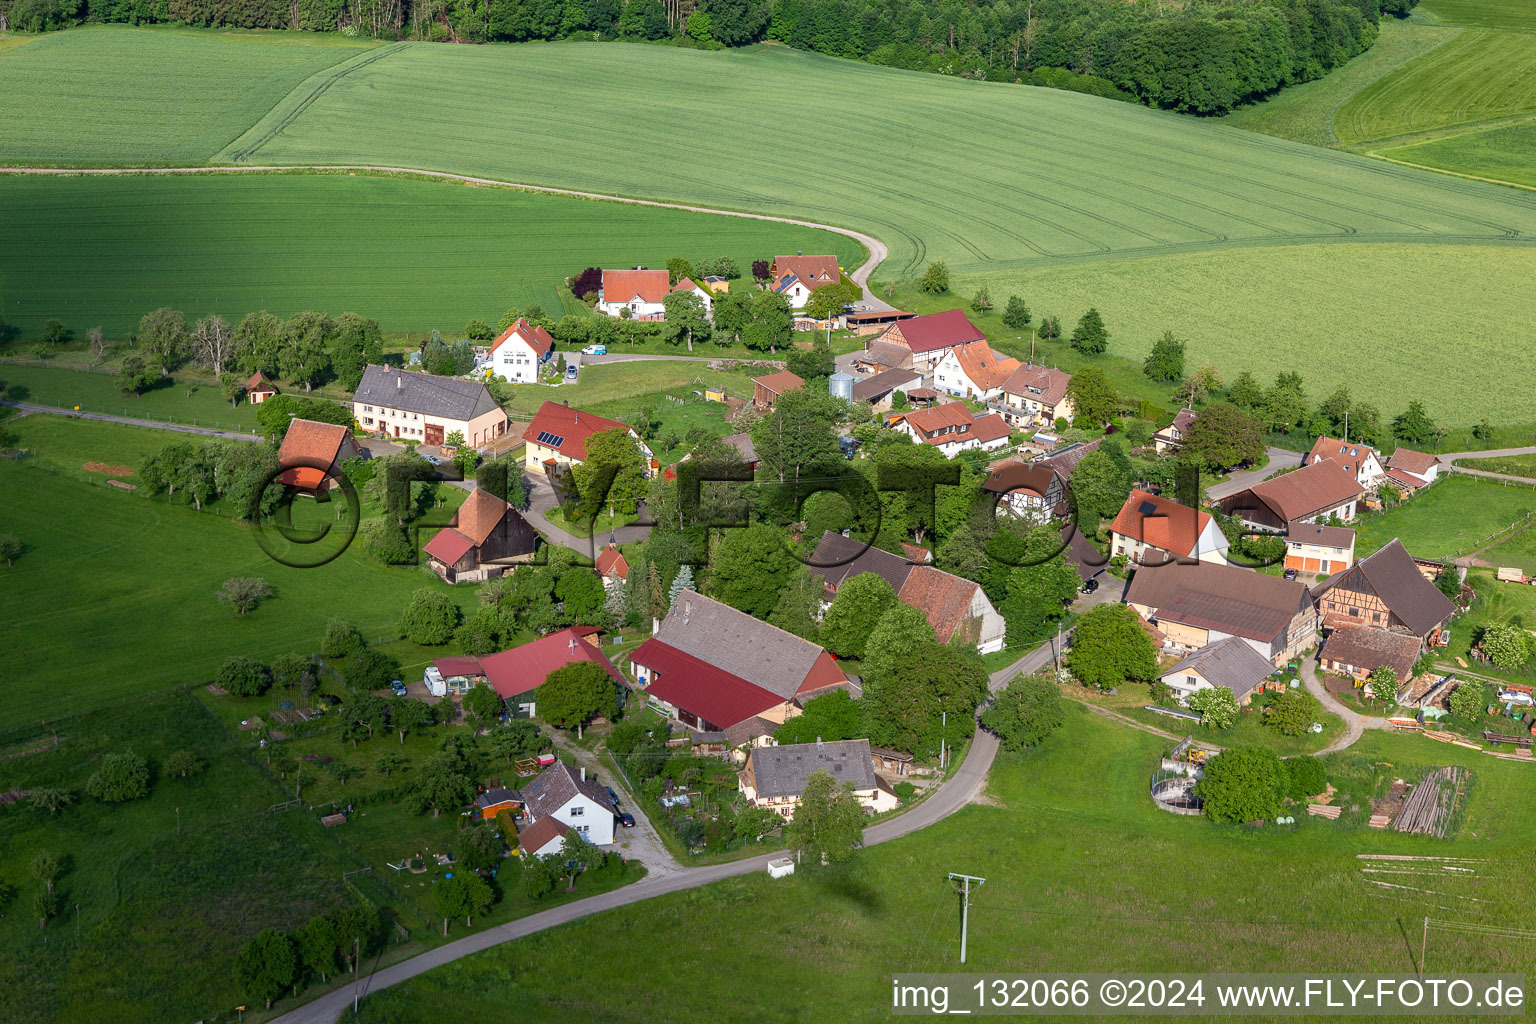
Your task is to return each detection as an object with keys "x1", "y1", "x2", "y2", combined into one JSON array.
[
  {"x1": 672, "y1": 277, "x2": 704, "y2": 294},
  {"x1": 522, "y1": 401, "x2": 631, "y2": 461},
  {"x1": 971, "y1": 413, "x2": 1011, "y2": 444},
  {"x1": 433, "y1": 656, "x2": 485, "y2": 676},
  {"x1": 1388, "y1": 447, "x2": 1439, "y2": 476},
  {"x1": 276, "y1": 418, "x2": 352, "y2": 489},
  {"x1": 752, "y1": 370, "x2": 805, "y2": 396},
  {"x1": 771, "y1": 255, "x2": 840, "y2": 289},
  {"x1": 422, "y1": 527, "x2": 476, "y2": 566},
  {"x1": 1306, "y1": 436, "x2": 1377, "y2": 477},
  {"x1": 244, "y1": 372, "x2": 276, "y2": 393},
  {"x1": 631, "y1": 638, "x2": 785, "y2": 729},
  {"x1": 595, "y1": 546, "x2": 629, "y2": 580},
  {"x1": 950, "y1": 342, "x2": 1020, "y2": 391},
  {"x1": 1247, "y1": 459, "x2": 1365, "y2": 521},
  {"x1": 1109, "y1": 489, "x2": 1210, "y2": 558},
  {"x1": 898, "y1": 566, "x2": 981, "y2": 644},
  {"x1": 491, "y1": 318, "x2": 554, "y2": 359},
  {"x1": 898, "y1": 402, "x2": 975, "y2": 438},
  {"x1": 1385, "y1": 468, "x2": 1427, "y2": 490},
  {"x1": 893, "y1": 309, "x2": 986, "y2": 353},
  {"x1": 1000, "y1": 363, "x2": 1071, "y2": 409},
  {"x1": 602, "y1": 269, "x2": 670, "y2": 304},
  {"x1": 452, "y1": 488, "x2": 510, "y2": 546},
  {"x1": 477, "y1": 628, "x2": 625, "y2": 699},
  {"x1": 517, "y1": 815, "x2": 570, "y2": 856},
  {"x1": 983, "y1": 461, "x2": 1057, "y2": 498}
]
